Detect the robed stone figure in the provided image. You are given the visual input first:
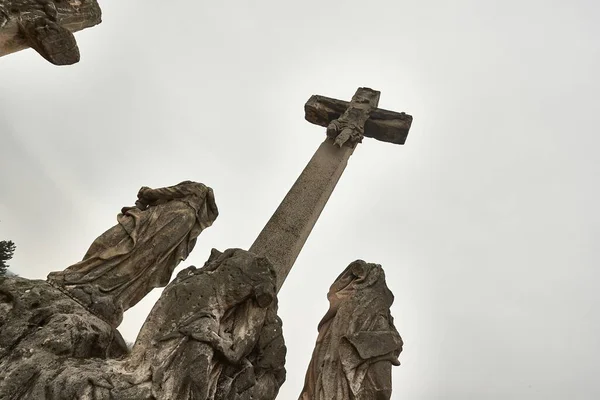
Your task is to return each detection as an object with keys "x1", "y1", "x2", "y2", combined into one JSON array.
[
  {"x1": 128, "y1": 248, "x2": 285, "y2": 400},
  {"x1": 299, "y1": 260, "x2": 403, "y2": 400},
  {"x1": 48, "y1": 180, "x2": 218, "y2": 326}
]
